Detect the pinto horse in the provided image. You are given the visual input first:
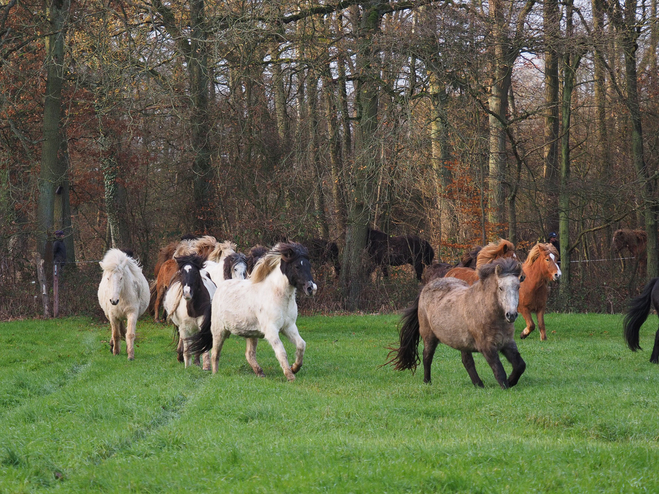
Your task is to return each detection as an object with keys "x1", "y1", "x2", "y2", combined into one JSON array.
[
  {"x1": 386, "y1": 258, "x2": 526, "y2": 389},
  {"x1": 623, "y1": 278, "x2": 659, "y2": 363},
  {"x1": 443, "y1": 239, "x2": 516, "y2": 285},
  {"x1": 367, "y1": 228, "x2": 434, "y2": 281},
  {"x1": 98, "y1": 249, "x2": 150, "y2": 360},
  {"x1": 519, "y1": 243, "x2": 561, "y2": 341},
  {"x1": 187, "y1": 242, "x2": 317, "y2": 381},
  {"x1": 164, "y1": 255, "x2": 216, "y2": 368},
  {"x1": 150, "y1": 238, "x2": 236, "y2": 322}
]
